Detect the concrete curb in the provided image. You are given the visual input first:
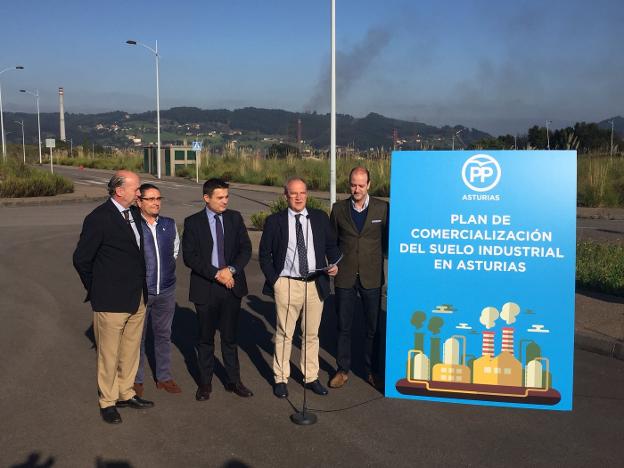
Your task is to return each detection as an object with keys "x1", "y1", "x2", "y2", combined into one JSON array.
[{"x1": 575, "y1": 333, "x2": 624, "y2": 360}]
